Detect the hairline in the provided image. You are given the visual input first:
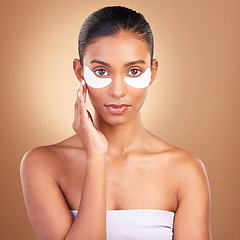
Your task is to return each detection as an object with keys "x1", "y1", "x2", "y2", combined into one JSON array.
[{"x1": 80, "y1": 30, "x2": 153, "y2": 67}]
